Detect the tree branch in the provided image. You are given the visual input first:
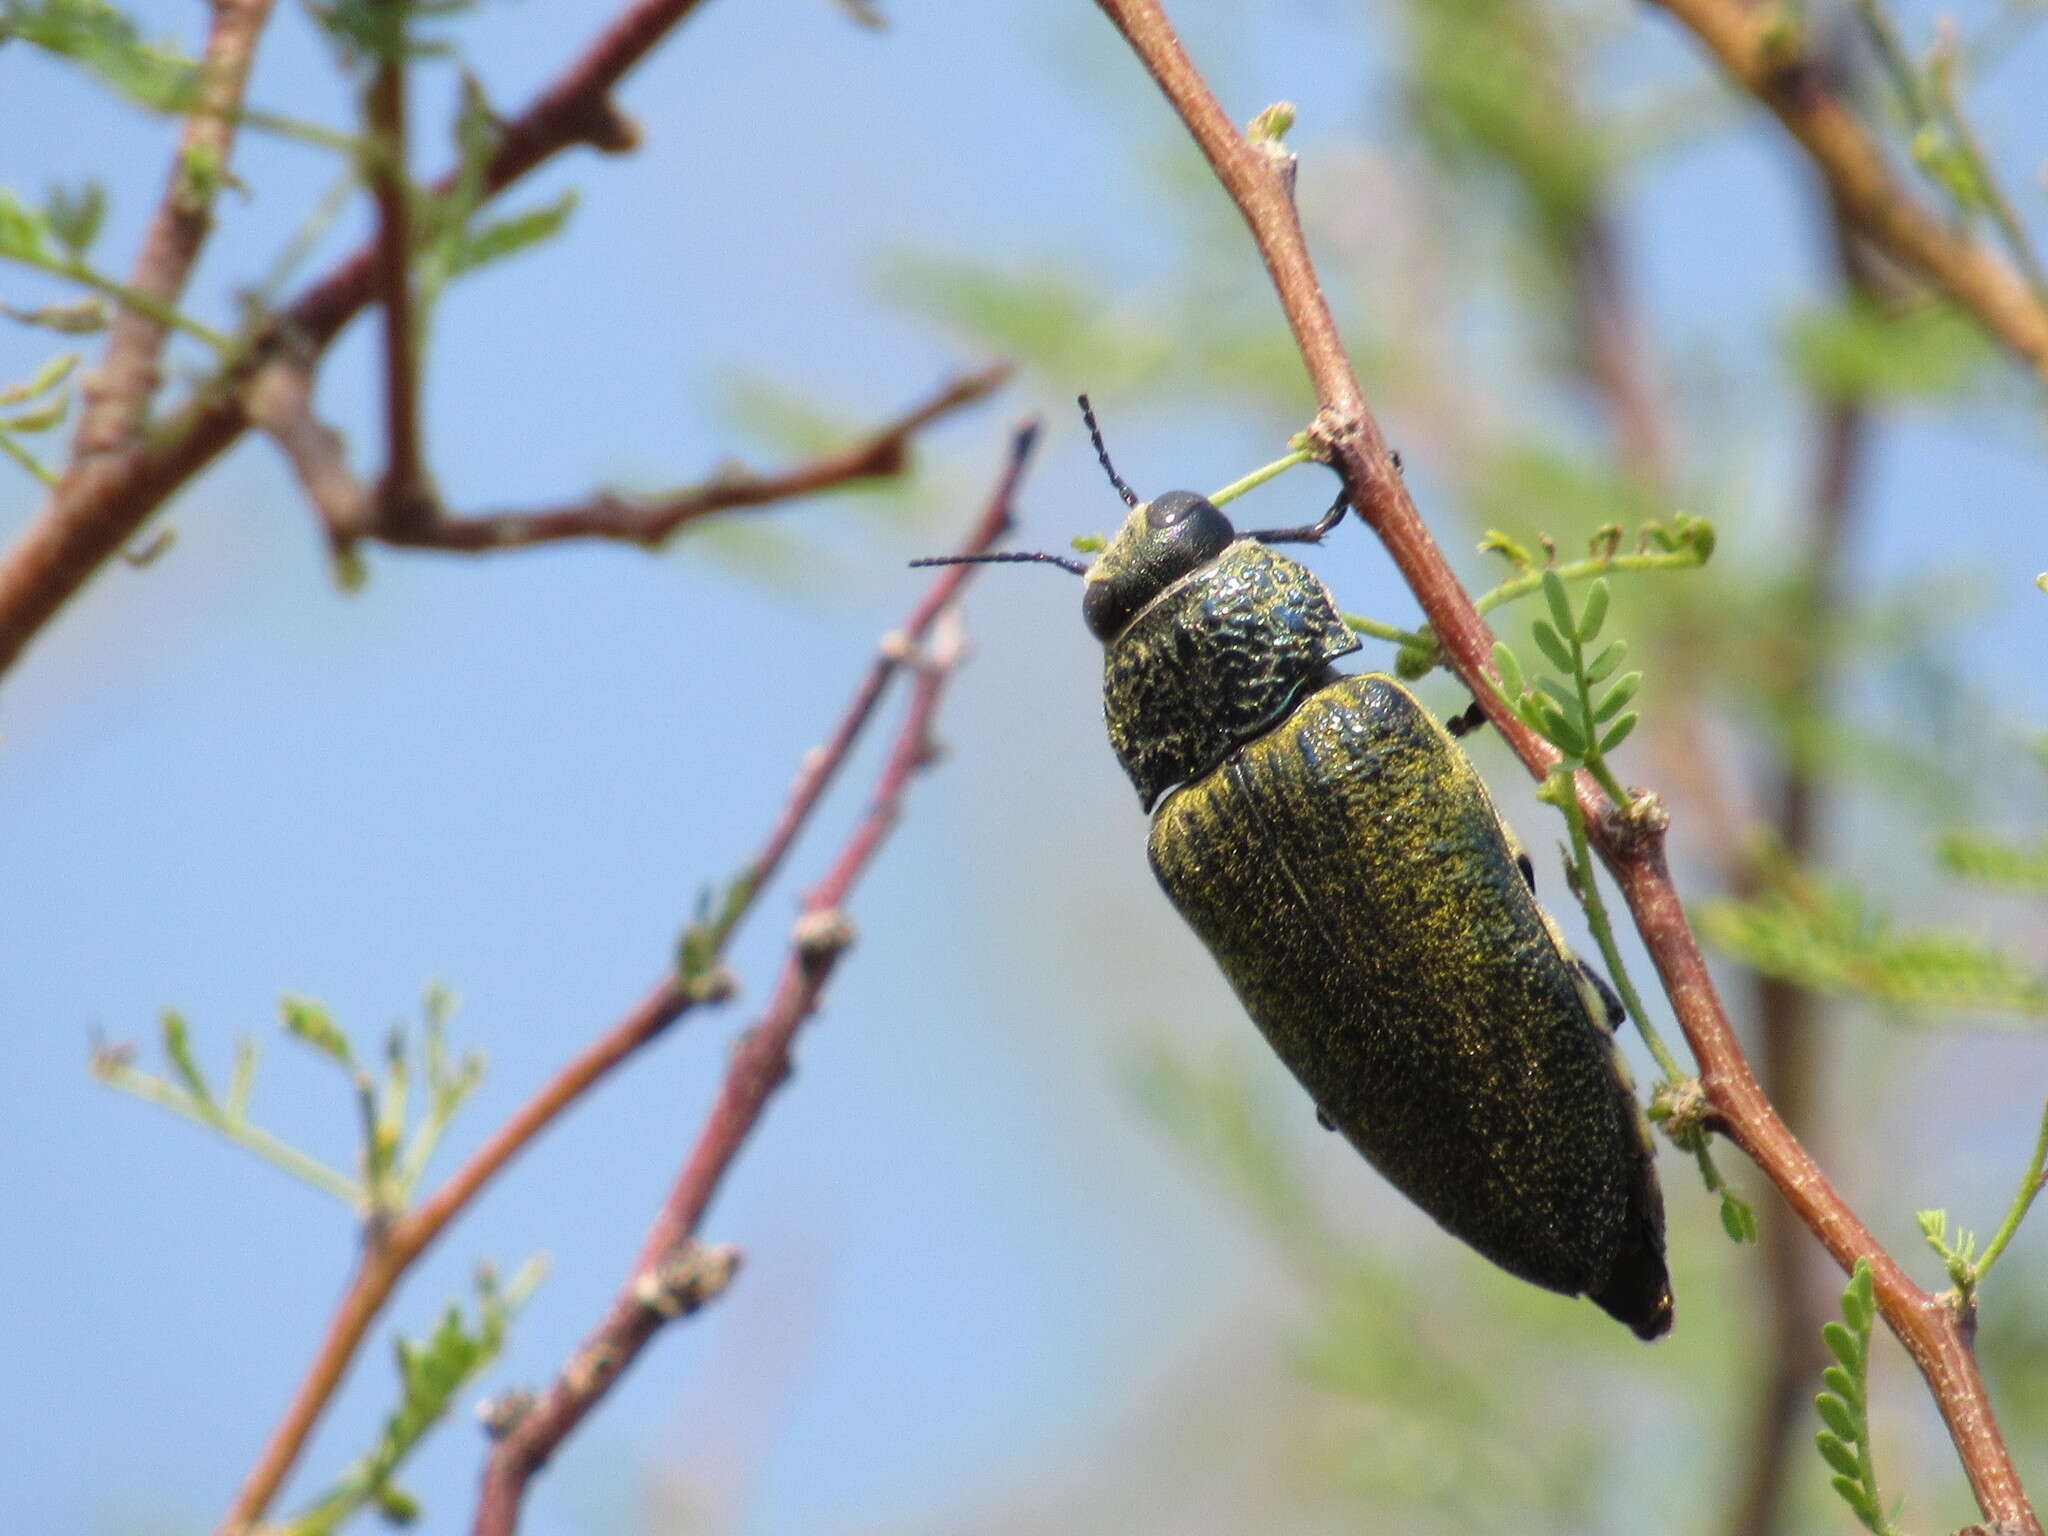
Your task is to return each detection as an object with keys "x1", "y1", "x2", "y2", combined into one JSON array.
[
  {"x1": 1090, "y1": 3, "x2": 2039, "y2": 1530},
  {"x1": 249, "y1": 356, "x2": 1009, "y2": 556},
  {"x1": 463, "y1": 427, "x2": 1037, "y2": 1533},
  {"x1": 470, "y1": 617, "x2": 967, "y2": 1536},
  {"x1": 65, "y1": 0, "x2": 281, "y2": 462},
  {"x1": 365, "y1": 5, "x2": 431, "y2": 526},
  {"x1": 0, "y1": 0, "x2": 715, "y2": 680},
  {"x1": 1643, "y1": 0, "x2": 2048, "y2": 381},
  {"x1": 210, "y1": 422, "x2": 1039, "y2": 1536}
]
